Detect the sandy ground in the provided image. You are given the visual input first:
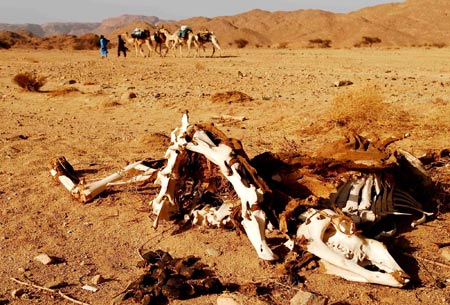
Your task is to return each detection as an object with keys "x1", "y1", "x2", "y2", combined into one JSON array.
[{"x1": 1, "y1": 47, "x2": 449, "y2": 305}]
